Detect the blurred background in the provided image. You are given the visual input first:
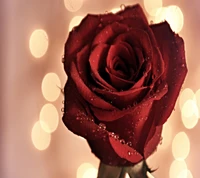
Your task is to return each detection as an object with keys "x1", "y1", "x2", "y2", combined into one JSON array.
[{"x1": 1, "y1": 0, "x2": 200, "y2": 177}]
